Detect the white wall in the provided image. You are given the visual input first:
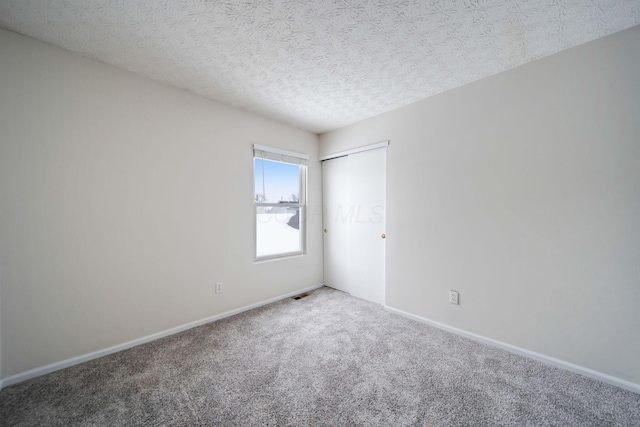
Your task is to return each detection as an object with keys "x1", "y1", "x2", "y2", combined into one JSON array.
[
  {"x1": 0, "y1": 273, "x2": 2, "y2": 388},
  {"x1": 0, "y1": 28, "x2": 323, "y2": 379},
  {"x1": 320, "y1": 26, "x2": 640, "y2": 384}
]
